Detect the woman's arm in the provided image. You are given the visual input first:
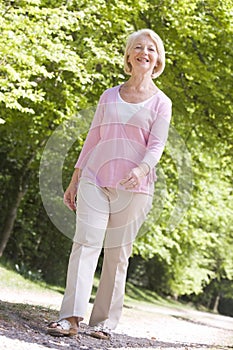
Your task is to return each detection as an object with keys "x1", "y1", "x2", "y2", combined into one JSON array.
[
  {"x1": 142, "y1": 99, "x2": 172, "y2": 169},
  {"x1": 74, "y1": 93, "x2": 105, "y2": 169},
  {"x1": 121, "y1": 98, "x2": 172, "y2": 189}
]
